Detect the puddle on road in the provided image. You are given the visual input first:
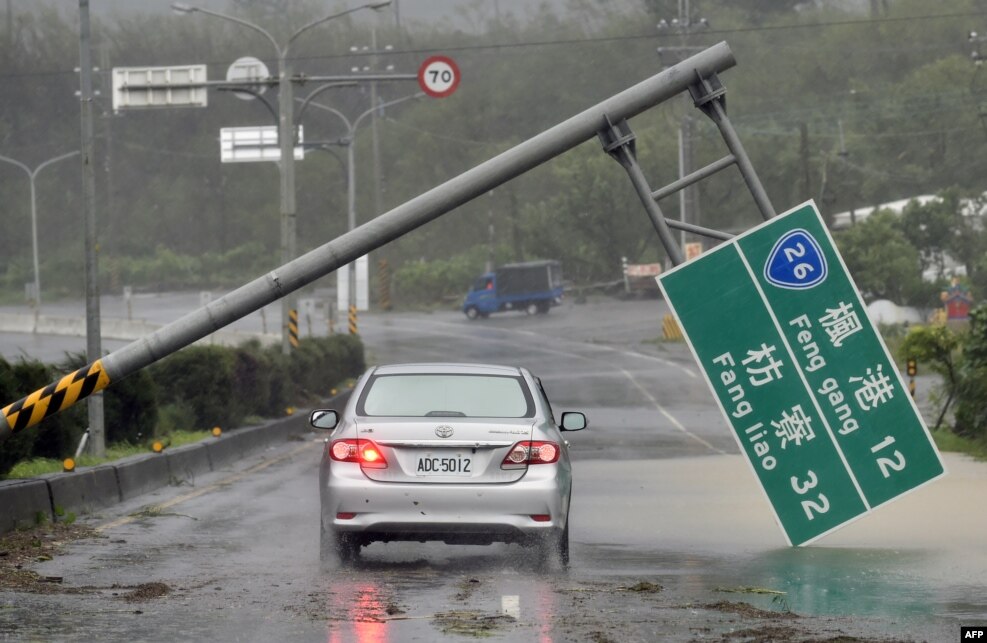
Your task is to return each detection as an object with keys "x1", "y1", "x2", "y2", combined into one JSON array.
[{"x1": 578, "y1": 543, "x2": 987, "y2": 625}]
